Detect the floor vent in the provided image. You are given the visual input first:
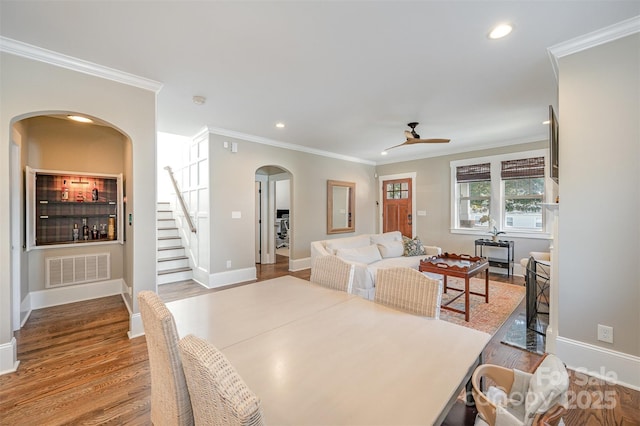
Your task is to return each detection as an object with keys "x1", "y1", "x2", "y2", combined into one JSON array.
[{"x1": 46, "y1": 253, "x2": 110, "y2": 288}]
